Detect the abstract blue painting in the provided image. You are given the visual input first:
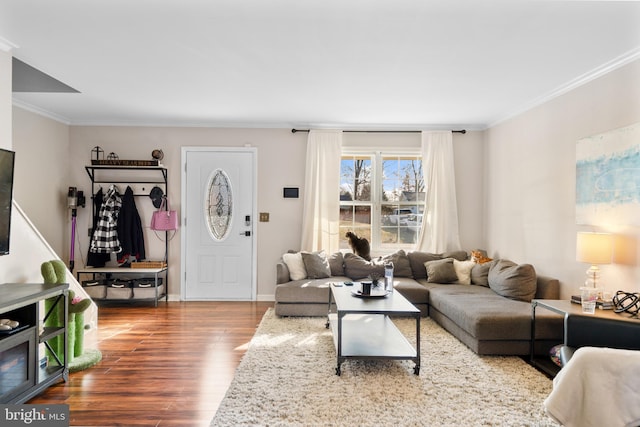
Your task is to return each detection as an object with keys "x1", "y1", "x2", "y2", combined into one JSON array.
[{"x1": 576, "y1": 122, "x2": 640, "y2": 225}]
